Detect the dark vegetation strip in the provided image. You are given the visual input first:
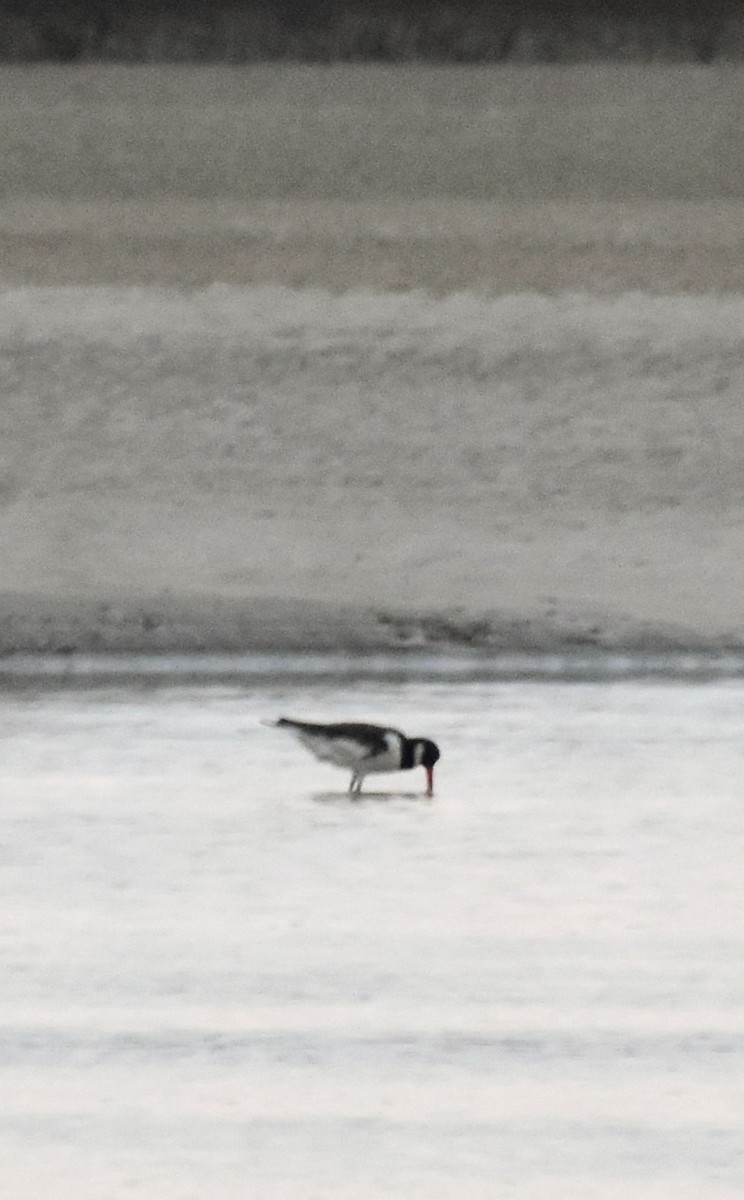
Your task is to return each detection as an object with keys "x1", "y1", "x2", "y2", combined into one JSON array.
[{"x1": 0, "y1": 0, "x2": 742, "y2": 64}]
